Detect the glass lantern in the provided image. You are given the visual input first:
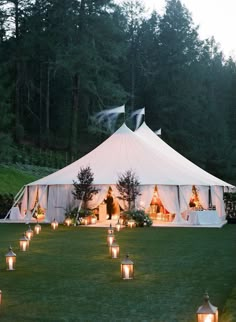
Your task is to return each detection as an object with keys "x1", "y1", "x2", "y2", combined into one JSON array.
[
  {"x1": 127, "y1": 218, "x2": 136, "y2": 228},
  {"x1": 196, "y1": 292, "x2": 218, "y2": 322},
  {"x1": 5, "y1": 246, "x2": 16, "y2": 271},
  {"x1": 107, "y1": 232, "x2": 115, "y2": 246},
  {"x1": 25, "y1": 225, "x2": 34, "y2": 240},
  {"x1": 121, "y1": 254, "x2": 134, "y2": 279},
  {"x1": 19, "y1": 234, "x2": 29, "y2": 251},
  {"x1": 34, "y1": 223, "x2": 42, "y2": 234},
  {"x1": 65, "y1": 217, "x2": 72, "y2": 227},
  {"x1": 110, "y1": 241, "x2": 120, "y2": 259},
  {"x1": 107, "y1": 223, "x2": 114, "y2": 234},
  {"x1": 116, "y1": 220, "x2": 121, "y2": 232},
  {"x1": 51, "y1": 218, "x2": 58, "y2": 230}
]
